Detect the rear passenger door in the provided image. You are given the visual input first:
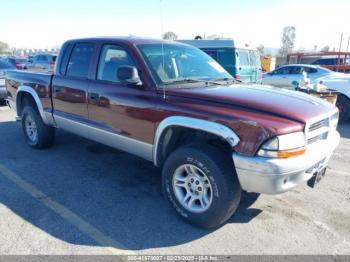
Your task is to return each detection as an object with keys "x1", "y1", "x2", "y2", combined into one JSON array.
[{"x1": 52, "y1": 42, "x2": 95, "y2": 131}]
